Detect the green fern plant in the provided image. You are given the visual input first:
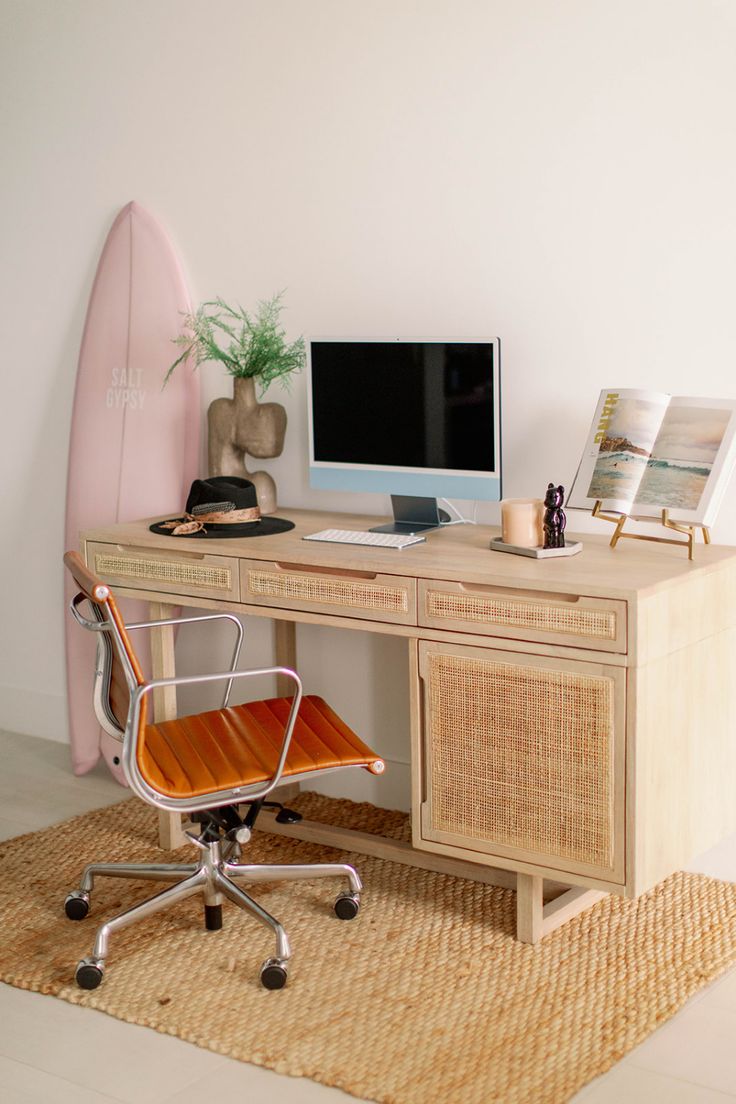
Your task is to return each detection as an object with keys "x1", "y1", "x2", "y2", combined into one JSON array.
[{"x1": 165, "y1": 292, "x2": 305, "y2": 394}]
